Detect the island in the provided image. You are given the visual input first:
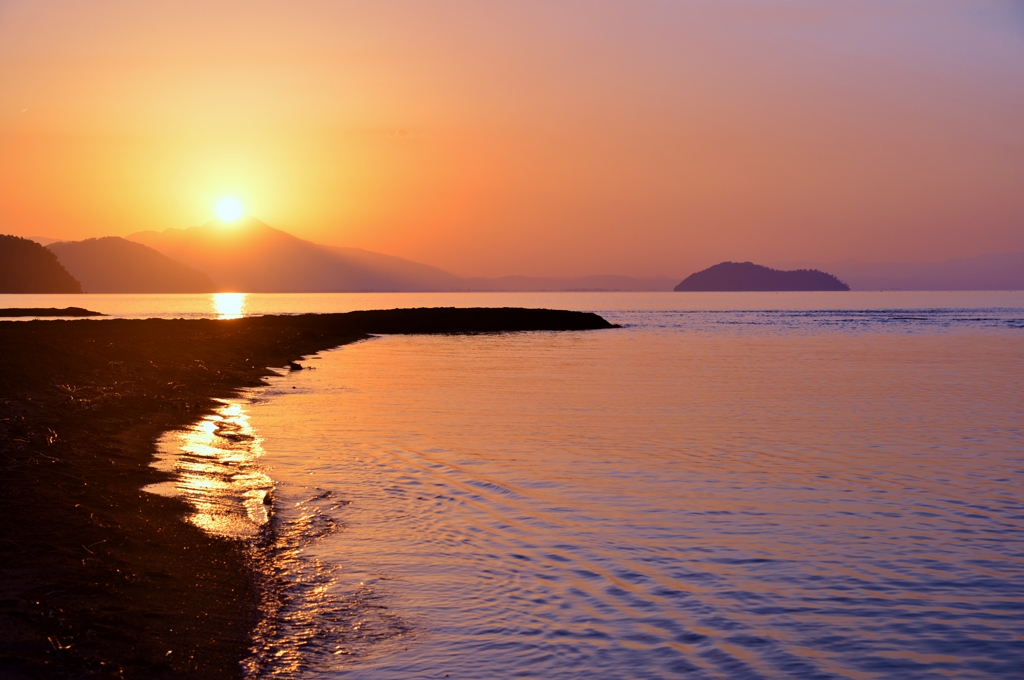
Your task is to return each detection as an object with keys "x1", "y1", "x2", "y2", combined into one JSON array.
[{"x1": 674, "y1": 261, "x2": 849, "y2": 292}]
